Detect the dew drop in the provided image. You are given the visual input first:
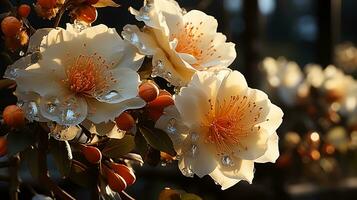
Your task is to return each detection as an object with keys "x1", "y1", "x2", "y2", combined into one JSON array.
[
  {"x1": 166, "y1": 118, "x2": 177, "y2": 134},
  {"x1": 221, "y1": 155, "x2": 235, "y2": 167}
]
